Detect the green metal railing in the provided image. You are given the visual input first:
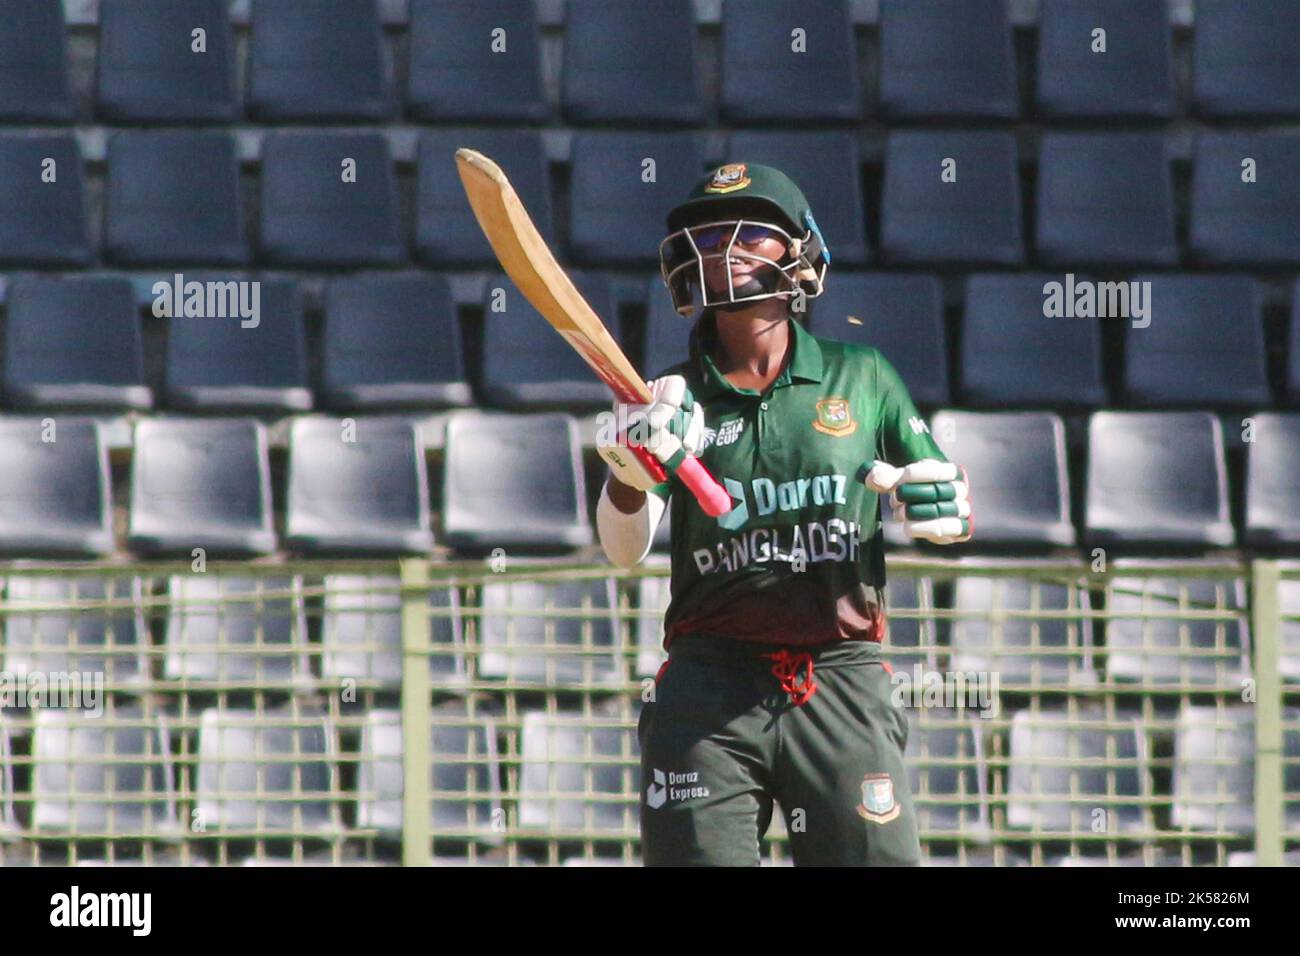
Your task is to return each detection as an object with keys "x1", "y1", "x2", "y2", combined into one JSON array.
[{"x1": 0, "y1": 556, "x2": 1294, "y2": 866}]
